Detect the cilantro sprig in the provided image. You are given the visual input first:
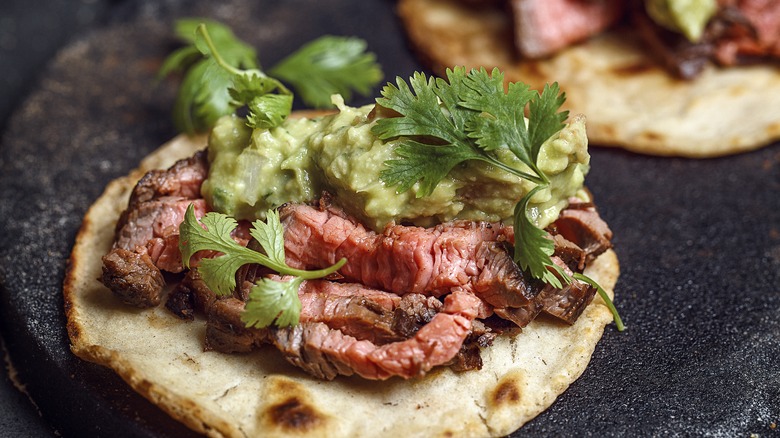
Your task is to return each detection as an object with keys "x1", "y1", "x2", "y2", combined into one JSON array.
[
  {"x1": 373, "y1": 67, "x2": 624, "y2": 330},
  {"x1": 159, "y1": 18, "x2": 383, "y2": 134},
  {"x1": 373, "y1": 67, "x2": 568, "y2": 287},
  {"x1": 179, "y1": 204, "x2": 346, "y2": 328}
]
